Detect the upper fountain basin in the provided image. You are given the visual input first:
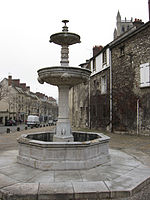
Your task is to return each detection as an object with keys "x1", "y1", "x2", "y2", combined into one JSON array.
[
  {"x1": 37, "y1": 66, "x2": 91, "y2": 87},
  {"x1": 50, "y1": 32, "x2": 80, "y2": 45}
]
